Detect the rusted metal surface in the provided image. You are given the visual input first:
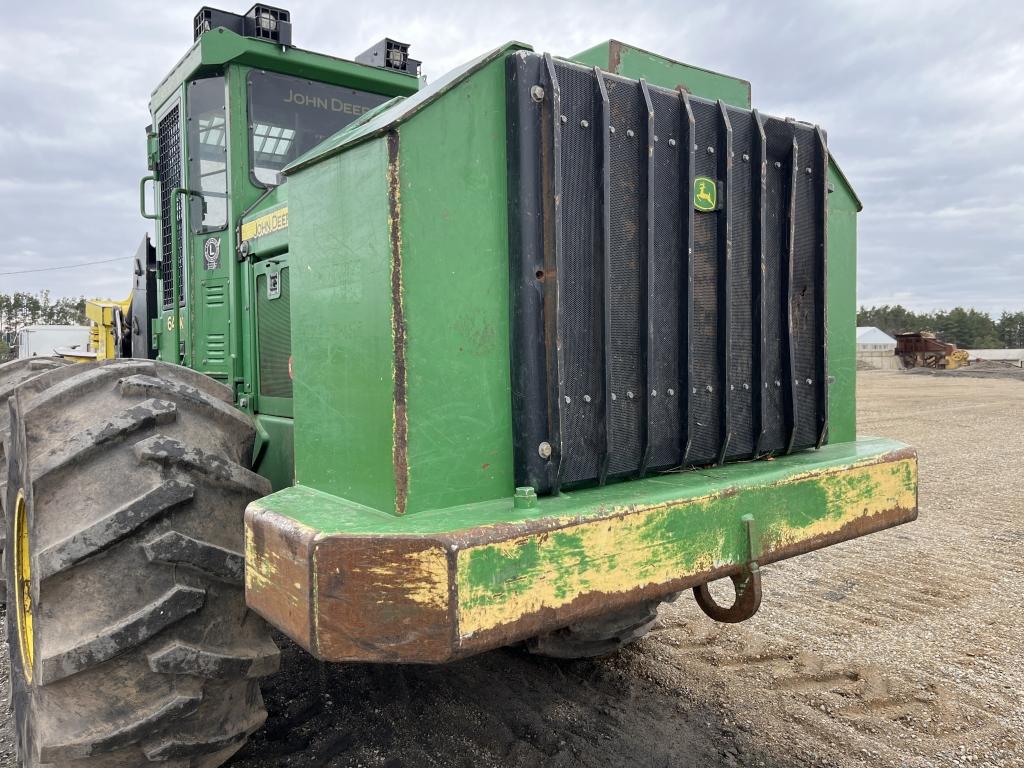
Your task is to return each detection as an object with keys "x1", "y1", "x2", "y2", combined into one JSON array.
[
  {"x1": 244, "y1": 509, "x2": 317, "y2": 651},
  {"x1": 314, "y1": 535, "x2": 453, "y2": 662},
  {"x1": 387, "y1": 130, "x2": 410, "y2": 515},
  {"x1": 245, "y1": 441, "x2": 918, "y2": 664},
  {"x1": 608, "y1": 40, "x2": 623, "y2": 72},
  {"x1": 693, "y1": 564, "x2": 763, "y2": 623}
]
